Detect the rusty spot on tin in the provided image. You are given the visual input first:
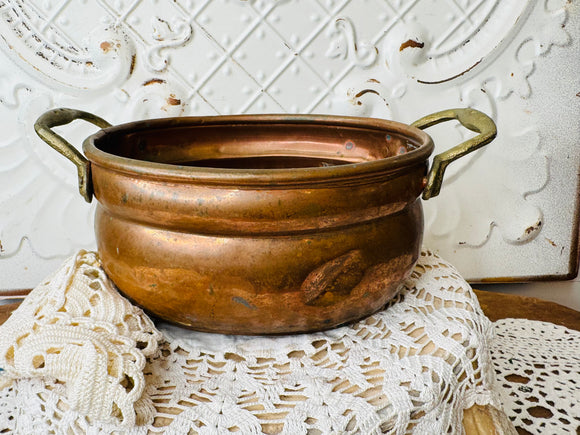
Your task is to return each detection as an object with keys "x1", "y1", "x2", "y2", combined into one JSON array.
[
  {"x1": 524, "y1": 220, "x2": 542, "y2": 236},
  {"x1": 399, "y1": 39, "x2": 424, "y2": 51},
  {"x1": 36, "y1": 51, "x2": 49, "y2": 61},
  {"x1": 545, "y1": 237, "x2": 557, "y2": 247},
  {"x1": 417, "y1": 60, "x2": 482, "y2": 84},
  {"x1": 100, "y1": 41, "x2": 113, "y2": 53},
  {"x1": 167, "y1": 95, "x2": 181, "y2": 106},
  {"x1": 354, "y1": 89, "x2": 380, "y2": 99},
  {"x1": 129, "y1": 54, "x2": 136, "y2": 75},
  {"x1": 0, "y1": 240, "x2": 4, "y2": 253},
  {"x1": 143, "y1": 78, "x2": 166, "y2": 86},
  {"x1": 367, "y1": 78, "x2": 380, "y2": 84}
]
